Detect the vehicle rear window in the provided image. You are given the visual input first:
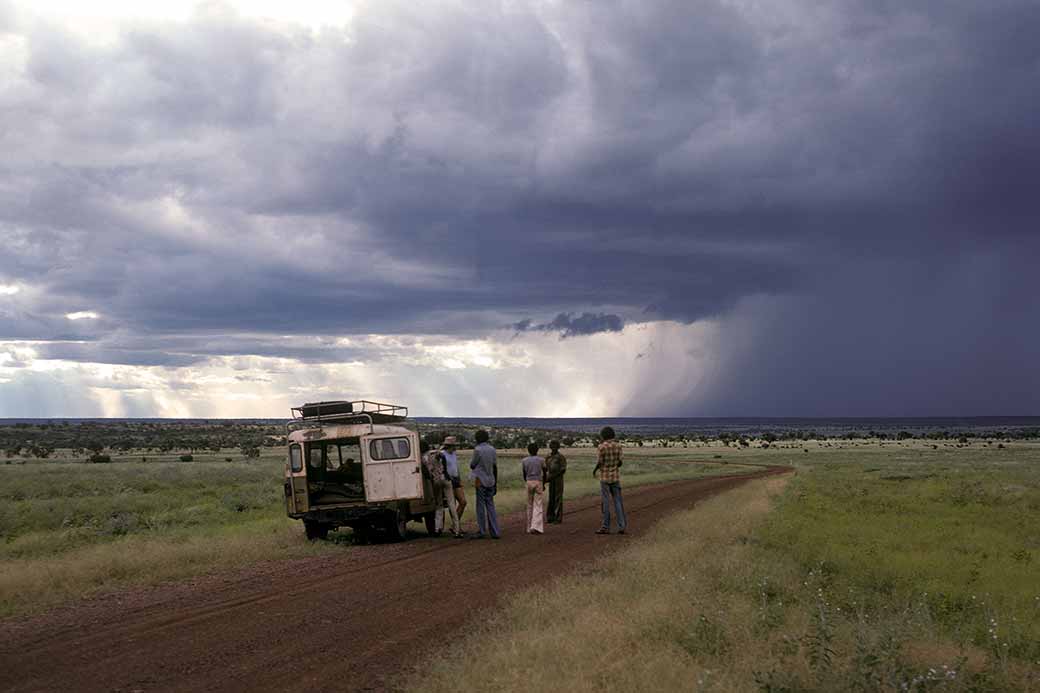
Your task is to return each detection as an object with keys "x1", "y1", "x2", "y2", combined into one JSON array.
[
  {"x1": 289, "y1": 444, "x2": 303, "y2": 472},
  {"x1": 369, "y1": 437, "x2": 411, "y2": 461}
]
